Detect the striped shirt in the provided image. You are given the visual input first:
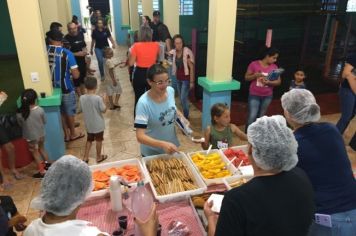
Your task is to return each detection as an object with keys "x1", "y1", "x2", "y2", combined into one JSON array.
[{"x1": 47, "y1": 45, "x2": 78, "y2": 93}]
